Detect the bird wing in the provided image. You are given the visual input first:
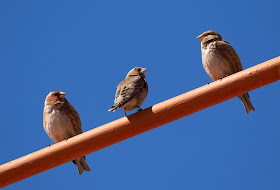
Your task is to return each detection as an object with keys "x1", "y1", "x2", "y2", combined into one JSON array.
[
  {"x1": 64, "y1": 103, "x2": 83, "y2": 135},
  {"x1": 114, "y1": 76, "x2": 146, "y2": 108},
  {"x1": 216, "y1": 40, "x2": 243, "y2": 72}
]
